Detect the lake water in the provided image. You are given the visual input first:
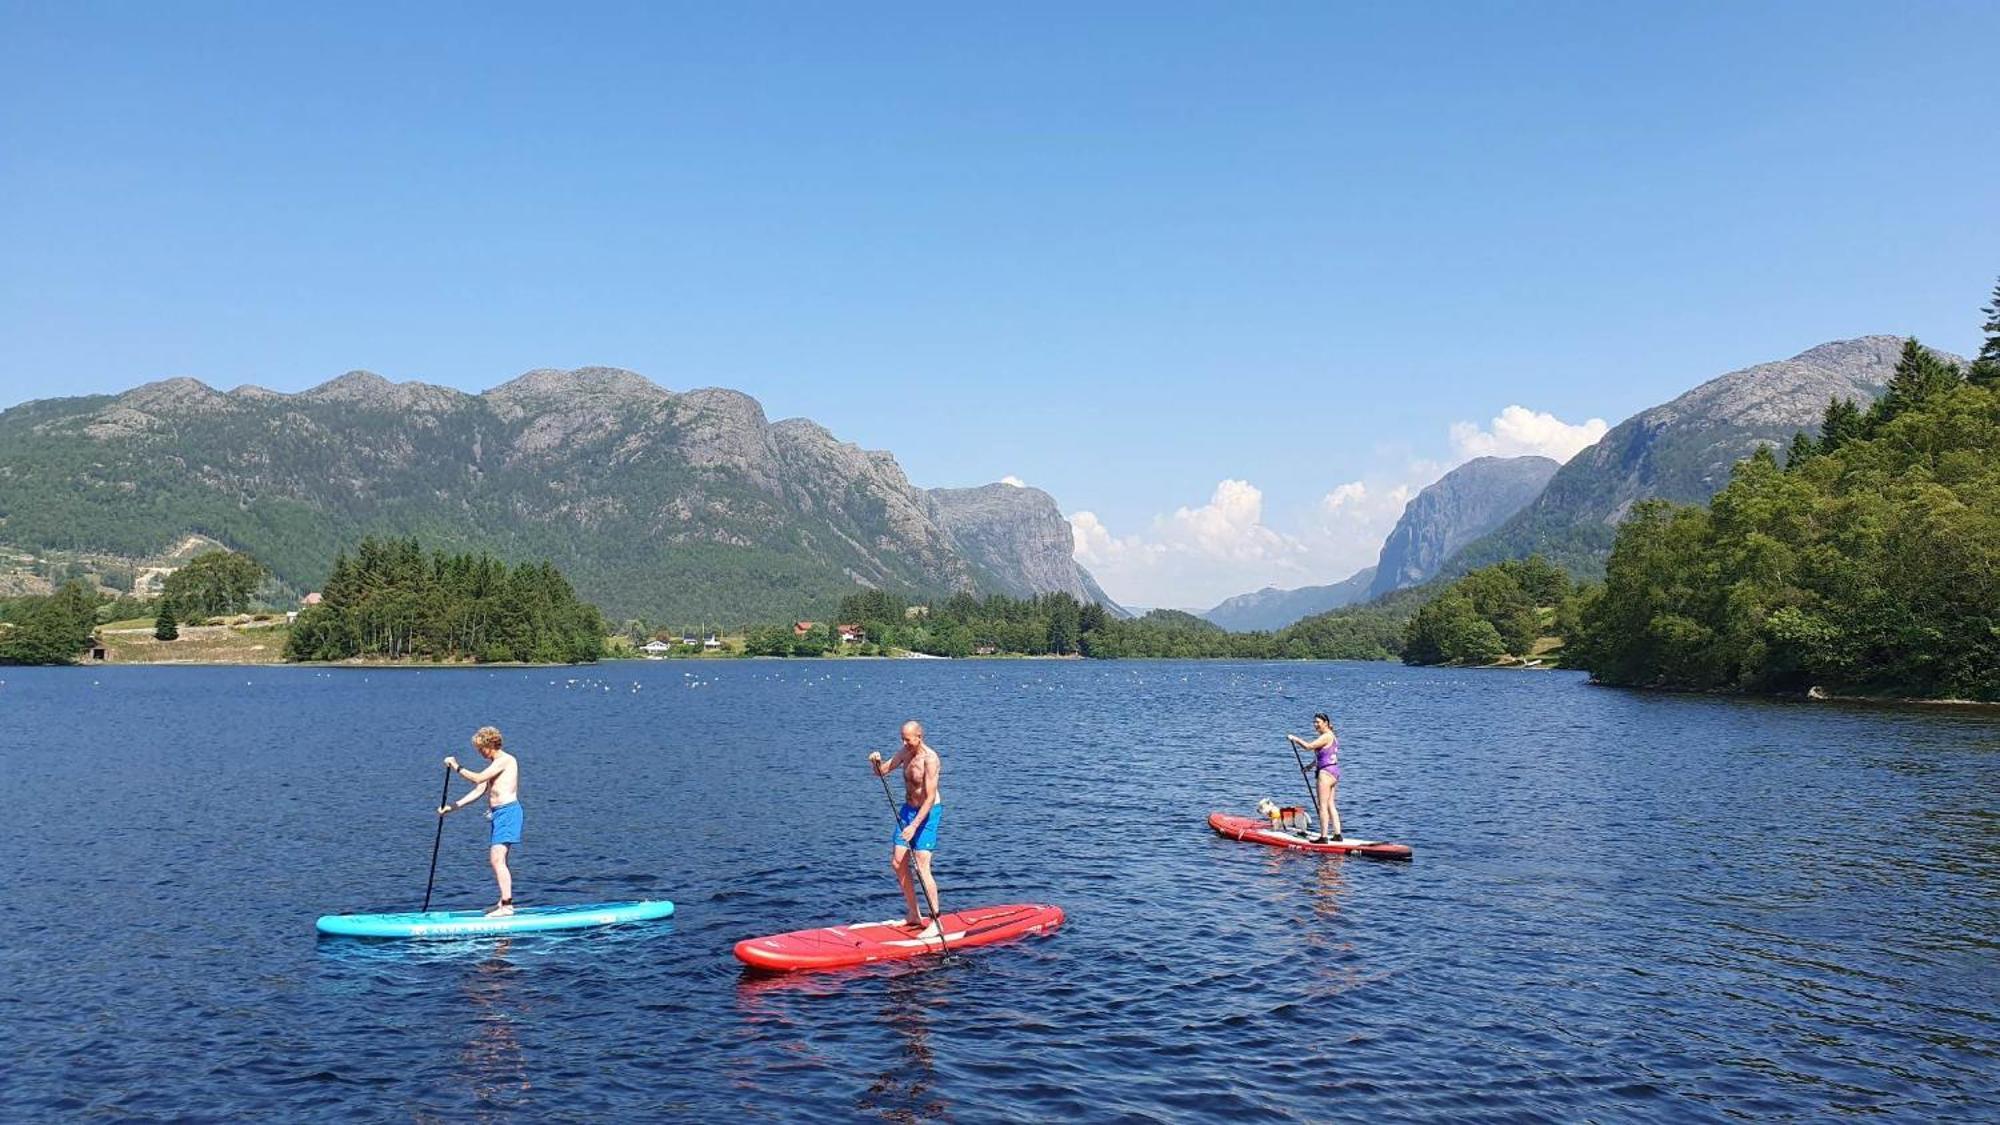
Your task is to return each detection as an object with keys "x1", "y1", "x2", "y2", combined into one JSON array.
[{"x1": 3, "y1": 660, "x2": 1996, "y2": 1121}]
